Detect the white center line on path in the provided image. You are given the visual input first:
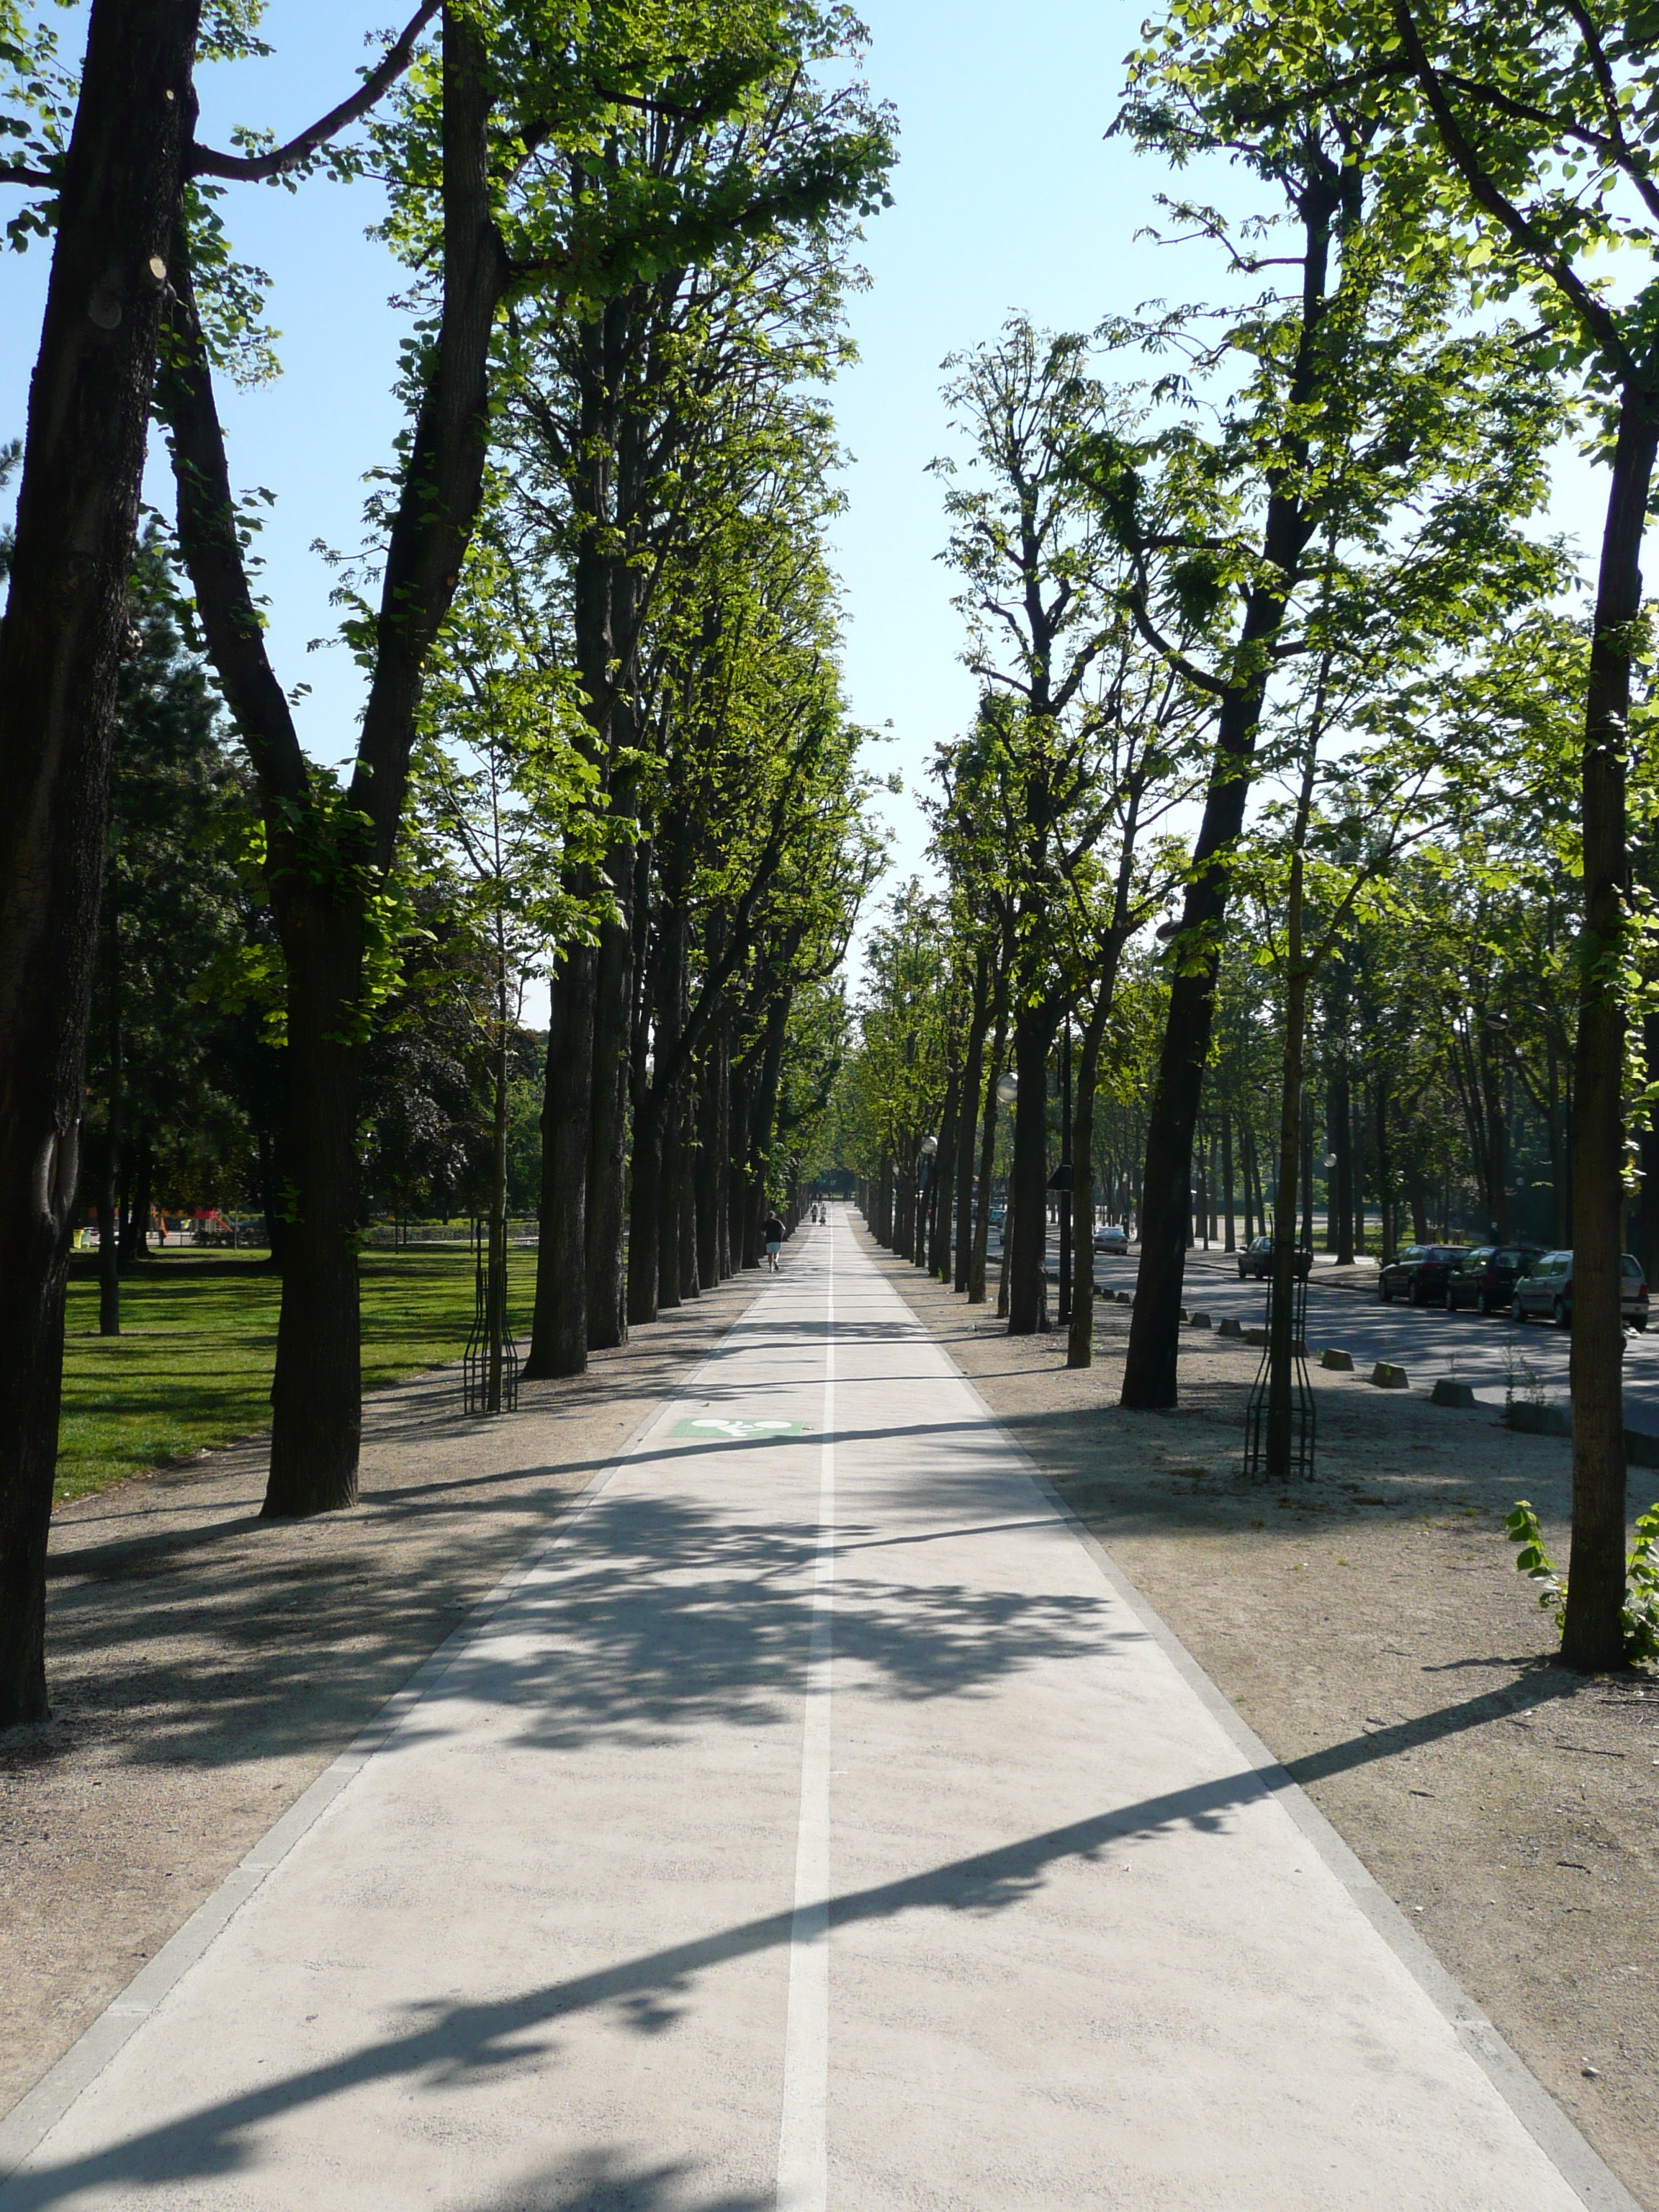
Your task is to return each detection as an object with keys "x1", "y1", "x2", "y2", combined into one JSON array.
[{"x1": 776, "y1": 1211, "x2": 835, "y2": 2212}]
